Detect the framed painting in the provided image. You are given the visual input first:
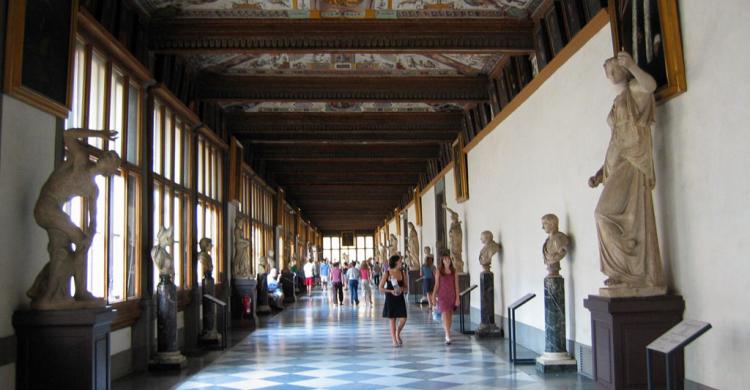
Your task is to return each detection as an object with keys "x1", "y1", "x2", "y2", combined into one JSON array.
[
  {"x1": 4, "y1": 0, "x2": 77, "y2": 118},
  {"x1": 609, "y1": 0, "x2": 686, "y2": 102},
  {"x1": 413, "y1": 186, "x2": 423, "y2": 226},
  {"x1": 452, "y1": 133, "x2": 469, "y2": 203}
]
